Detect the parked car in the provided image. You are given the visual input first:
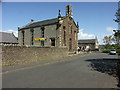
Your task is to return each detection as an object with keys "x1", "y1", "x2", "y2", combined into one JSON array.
[{"x1": 110, "y1": 49, "x2": 116, "y2": 55}]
